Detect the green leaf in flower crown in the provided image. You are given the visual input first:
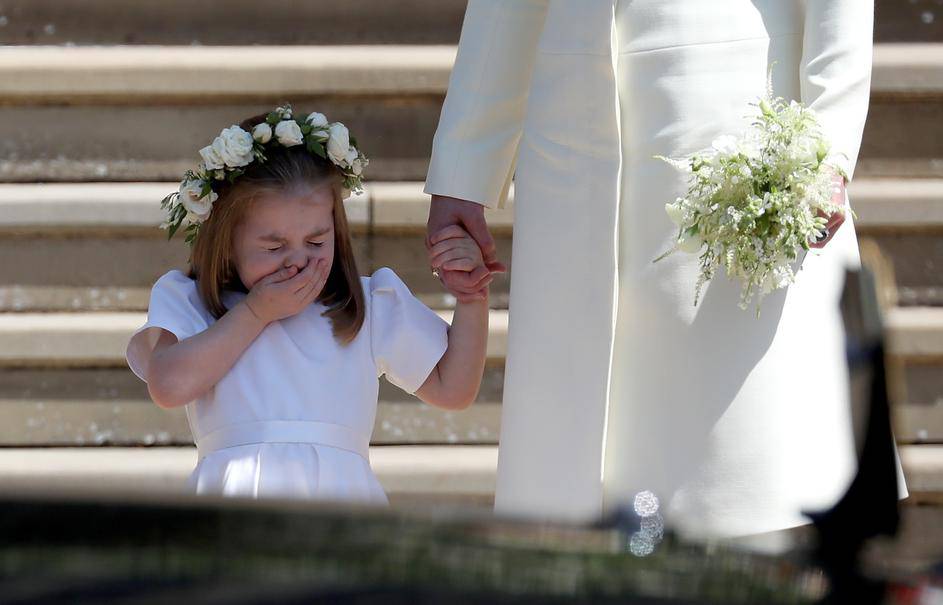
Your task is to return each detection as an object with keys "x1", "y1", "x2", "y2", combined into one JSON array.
[
  {"x1": 265, "y1": 111, "x2": 281, "y2": 126},
  {"x1": 307, "y1": 139, "x2": 327, "y2": 159},
  {"x1": 300, "y1": 123, "x2": 313, "y2": 136},
  {"x1": 168, "y1": 218, "x2": 181, "y2": 240}
]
